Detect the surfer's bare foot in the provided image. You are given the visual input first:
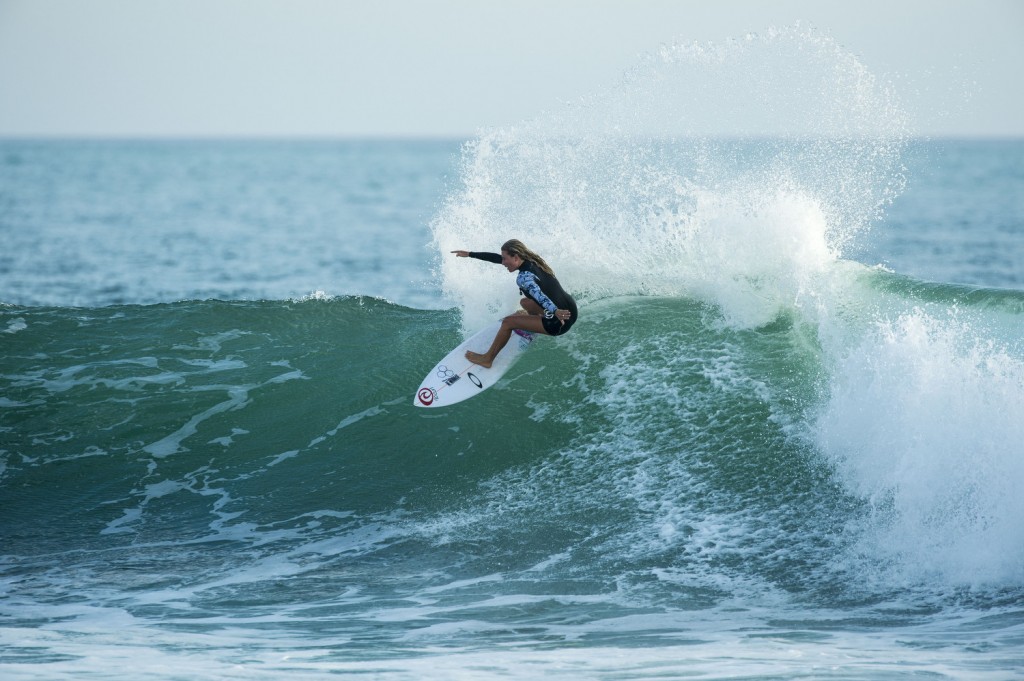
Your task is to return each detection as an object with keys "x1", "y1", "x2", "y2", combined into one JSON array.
[{"x1": 465, "y1": 351, "x2": 493, "y2": 368}]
